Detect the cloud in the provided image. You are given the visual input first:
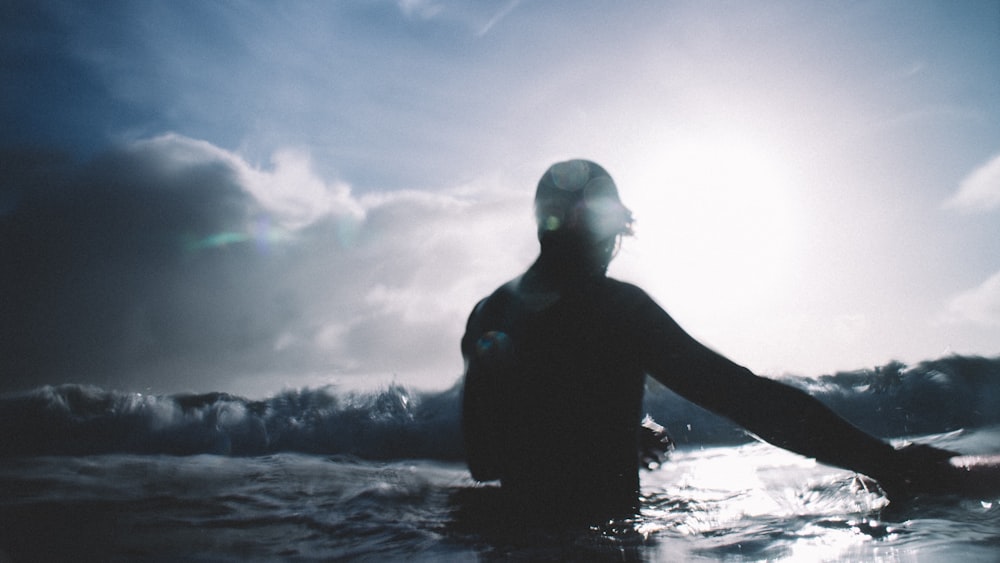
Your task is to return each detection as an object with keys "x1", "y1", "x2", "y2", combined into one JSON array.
[
  {"x1": 395, "y1": 0, "x2": 522, "y2": 35},
  {"x1": 943, "y1": 270, "x2": 1000, "y2": 327},
  {"x1": 944, "y1": 152, "x2": 1000, "y2": 213},
  {"x1": 397, "y1": 0, "x2": 444, "y2": 20},
  {"x1": 1, "y1": 135, "x2": 534, "y2": 395}
]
